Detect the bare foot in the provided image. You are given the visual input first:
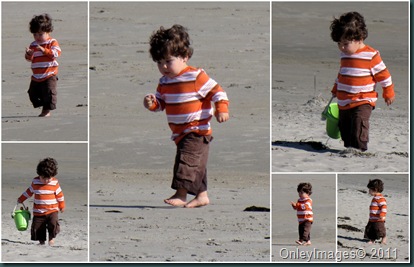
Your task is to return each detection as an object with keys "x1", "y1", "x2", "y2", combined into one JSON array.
[
  {"x1": 184, "y1": 191, "x2": 210, "y2": 208},
  {"x1": 368, "y1": 240, "x2": 374, "y2": 244},
  {"x1": 39, "y1": 110, "x2": 51, "y2": 117},
  {"x1": 303, "y1": 240, "x2": 312, "y2": 246},
  {"x1": 49, "y1": 239, "x2": 55, "y2": 246},
  {"x1": 295, "y1": 240, "x2": 303, "y2": 245},
  {"x1": 381, "y1": 237, "x2": 387, "y2": 245},
  {"x1": 164, "y1": 188, "x2": 187, "y2": 207}
]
